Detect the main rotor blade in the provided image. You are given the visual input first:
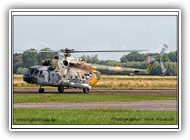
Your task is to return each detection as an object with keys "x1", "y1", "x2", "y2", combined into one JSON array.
[
  {"x1": 71, "y1": 50, "x2": 148, "y2": 53},
  {"x1": 39, "y1": 50, "x2": 57, "y2": 52}
]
